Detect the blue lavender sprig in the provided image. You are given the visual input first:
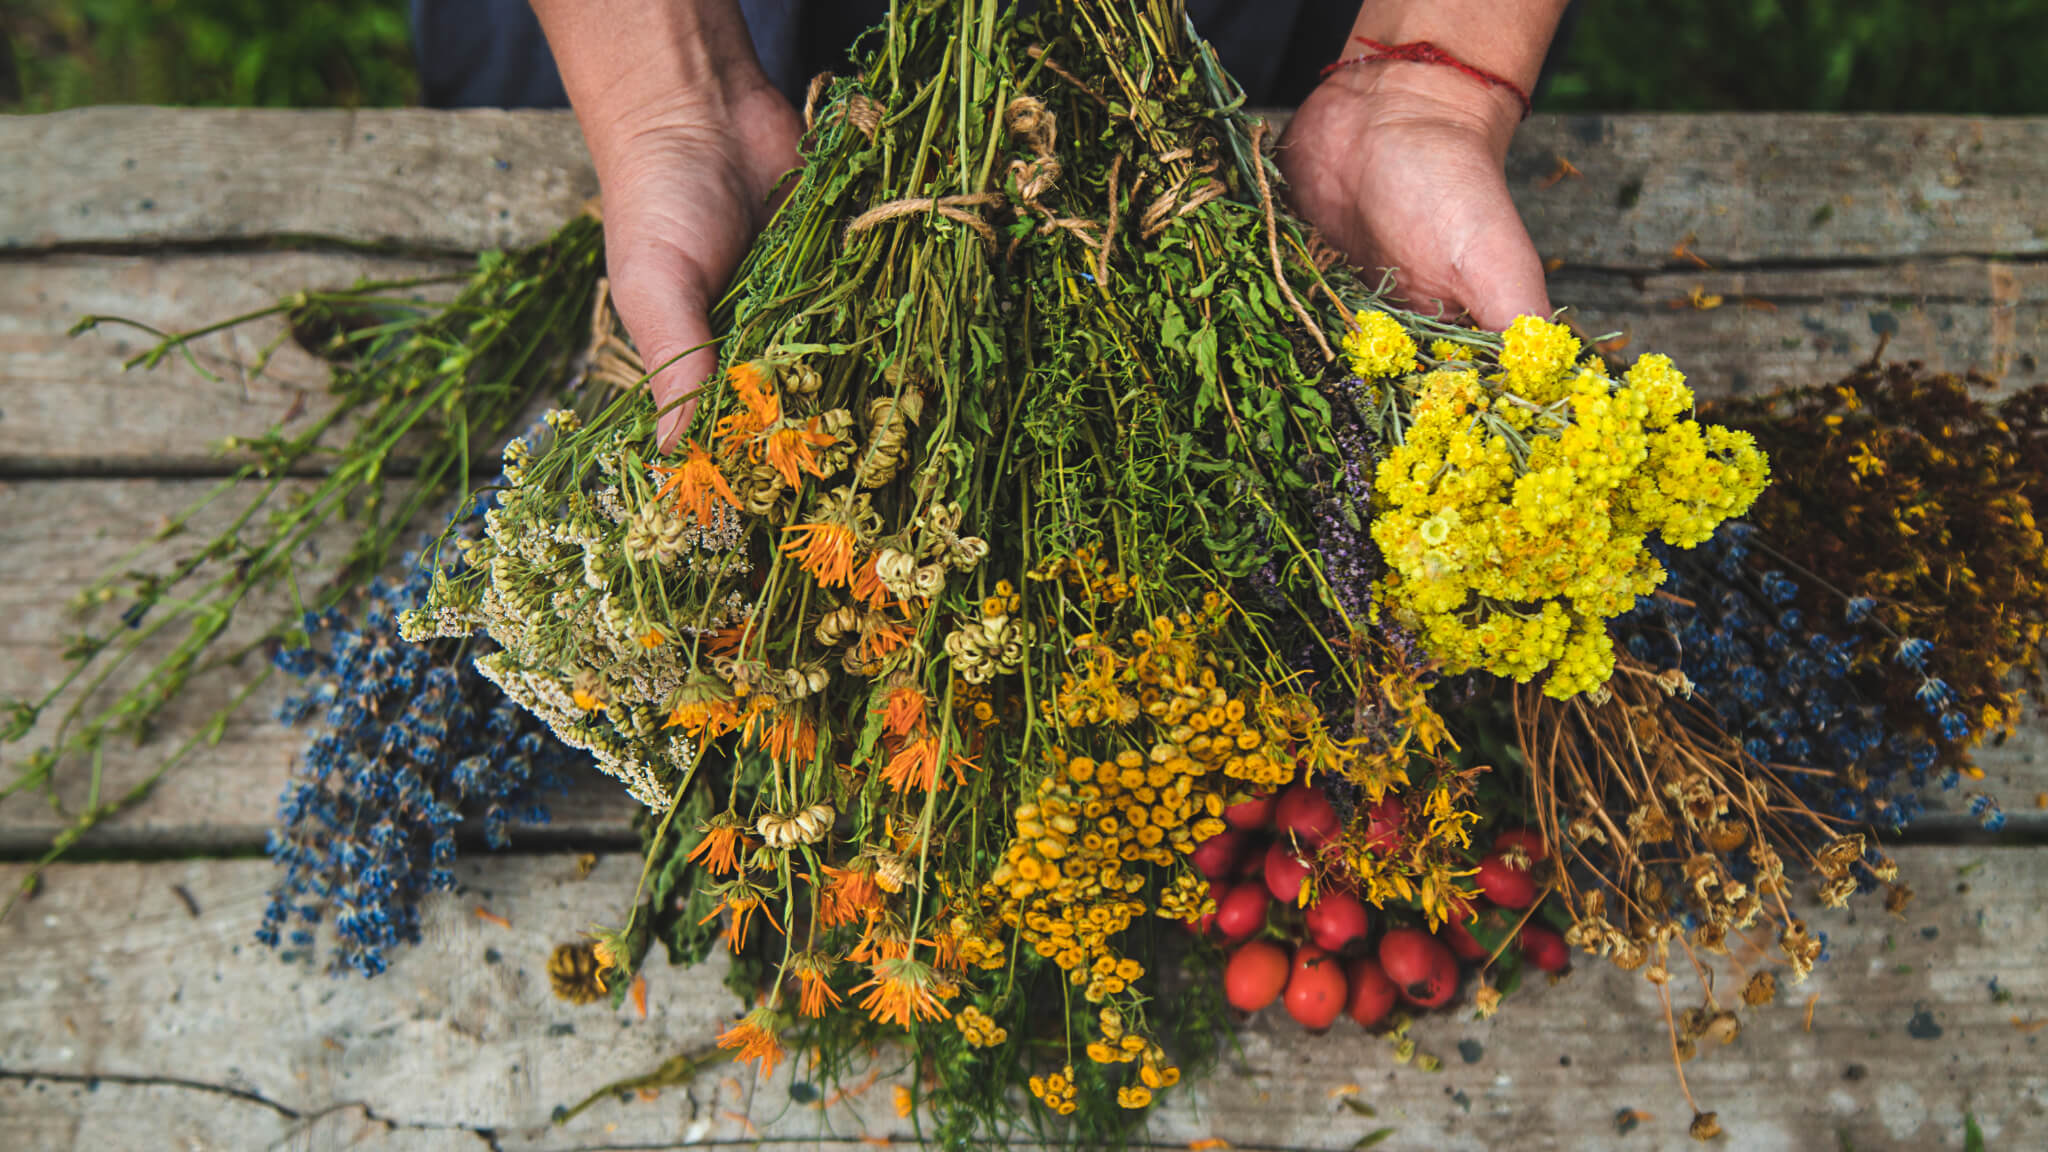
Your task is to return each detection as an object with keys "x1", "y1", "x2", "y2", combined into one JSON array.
[
  {"x1": 258, "y1": 552, "x2": 580, "y2": 976},
  {"x1": 1620, "y1": 523, "x2": 1941, "y2": 836}
]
